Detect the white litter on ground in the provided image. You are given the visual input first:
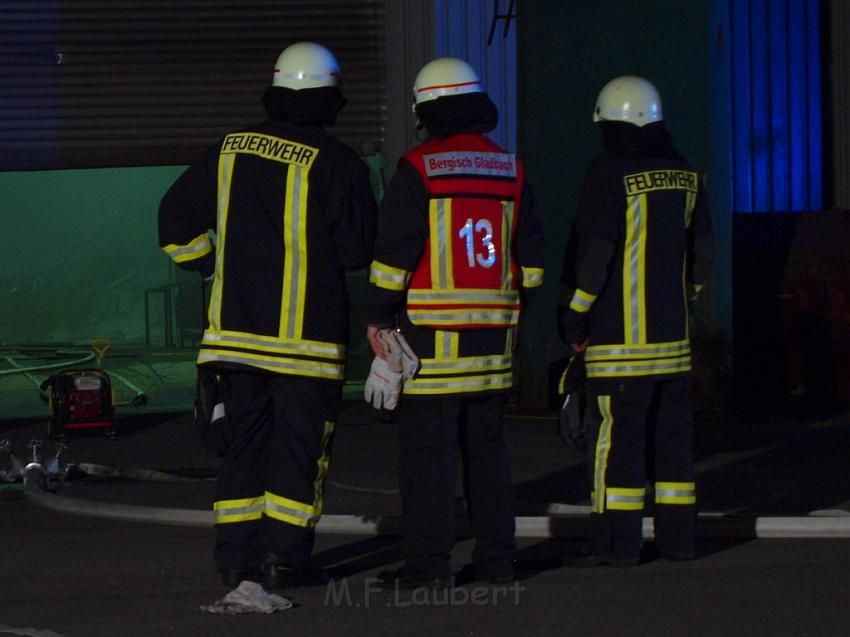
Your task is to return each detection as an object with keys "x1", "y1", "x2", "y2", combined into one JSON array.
[{"x1": 200, "y1": 580, "x2": 293, "y2": 615}]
